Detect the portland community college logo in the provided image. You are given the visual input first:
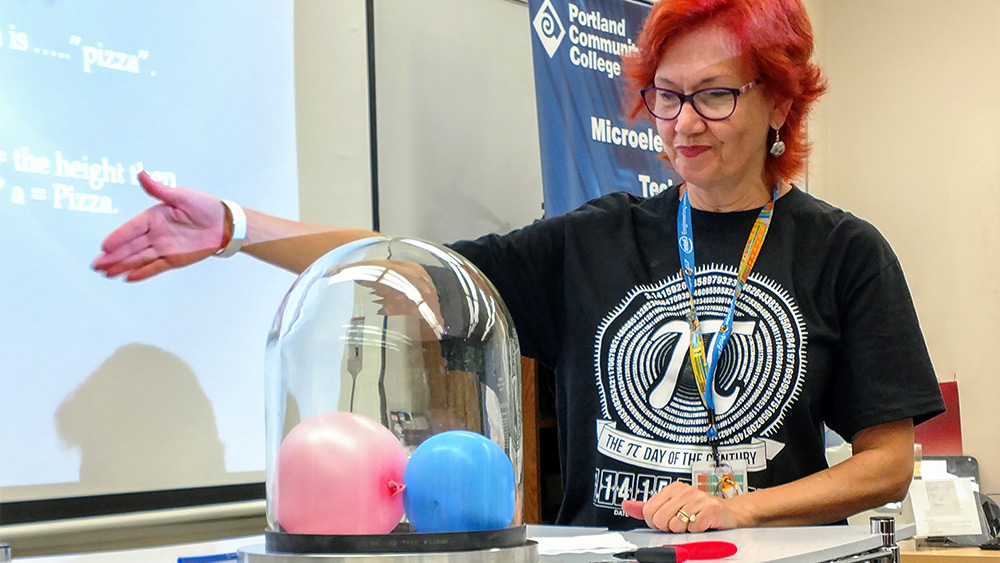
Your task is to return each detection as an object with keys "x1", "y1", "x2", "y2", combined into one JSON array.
[{"x1": 533, "y1": 0, "x2": 566, "y2": 58}]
